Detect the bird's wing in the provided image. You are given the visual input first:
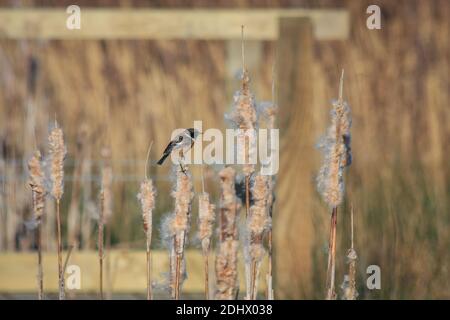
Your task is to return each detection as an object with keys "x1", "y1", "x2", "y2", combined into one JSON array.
[{"x1": 162, "y1": 140, "x2": 176, "y2": 155}]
